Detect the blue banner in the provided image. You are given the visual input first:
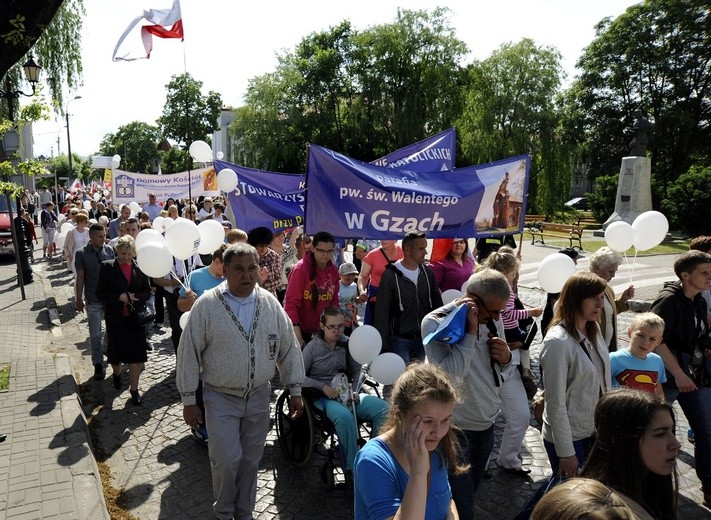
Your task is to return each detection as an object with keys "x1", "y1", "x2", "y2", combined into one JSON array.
[
  {"x1": 373, "y1": 128, "x2": 456, "y2": 171},
  {"x1": 216, "y1": 160, "x2": 305, "y2": 232},
  {"x1": 221, "y1": 128, "x2": 457, "y2": 232},
  {"x1": 305, "y1": 145, "x2": 530, "y2": 239}
]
